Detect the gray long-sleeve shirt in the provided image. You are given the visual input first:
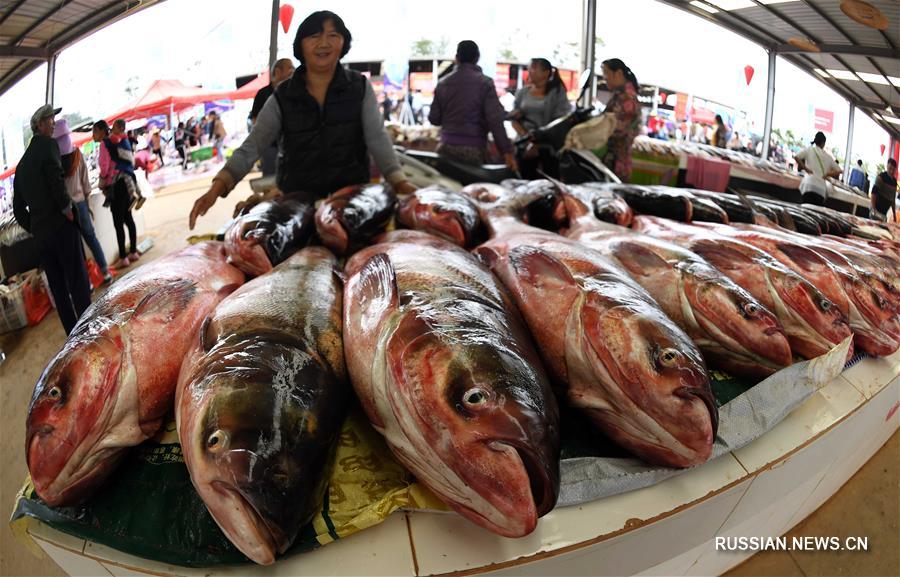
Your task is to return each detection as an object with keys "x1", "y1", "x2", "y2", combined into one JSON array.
[
  {"x1": 513, "y1": 86, "x2": 572, "y2": 131},
  {"x1": 215, "y1": 77, "x2": 404, "y2": 193}
]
